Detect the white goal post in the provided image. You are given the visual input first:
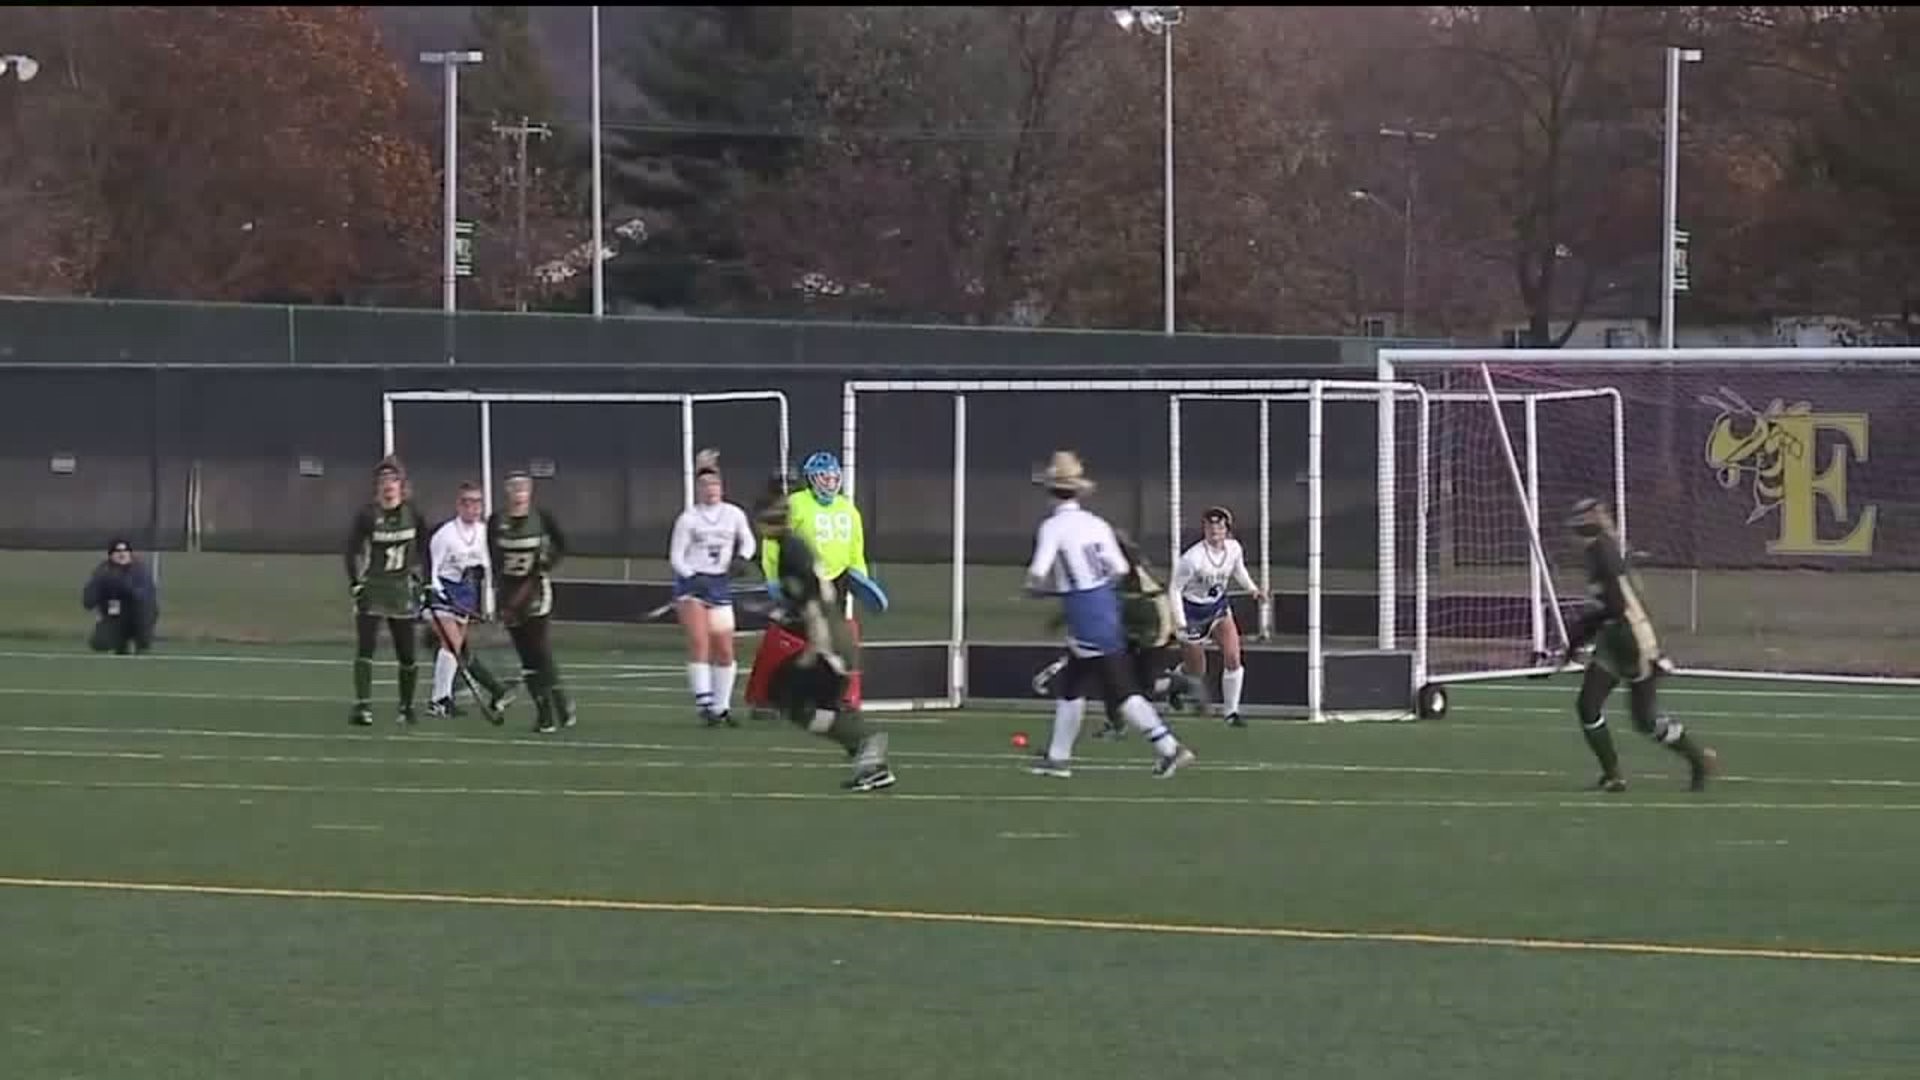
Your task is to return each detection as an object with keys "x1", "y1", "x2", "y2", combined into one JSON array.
[
  {"x1": 381, "y1": 389, "x2": 791, "y2": 618},
  {"x1": 1379, "y1": 345, "x2": 1920, "y2": 687},
  {"x1": 841, "y1": 378, "x2": 1432, "y2": 718}
]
